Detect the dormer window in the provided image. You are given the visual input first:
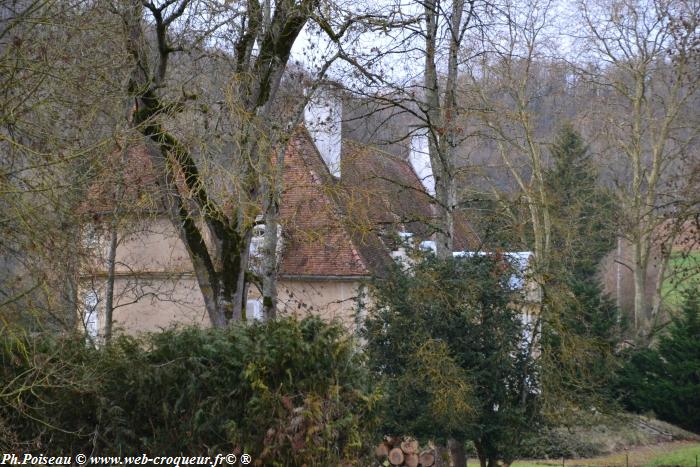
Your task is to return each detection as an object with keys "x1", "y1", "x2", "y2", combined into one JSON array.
[
  {"x1": 390, "y1": 231, "x2": 415, "y2": 267},
  {"x1": 249, "y1": 222, "x2": 266, "y2": 259}
]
